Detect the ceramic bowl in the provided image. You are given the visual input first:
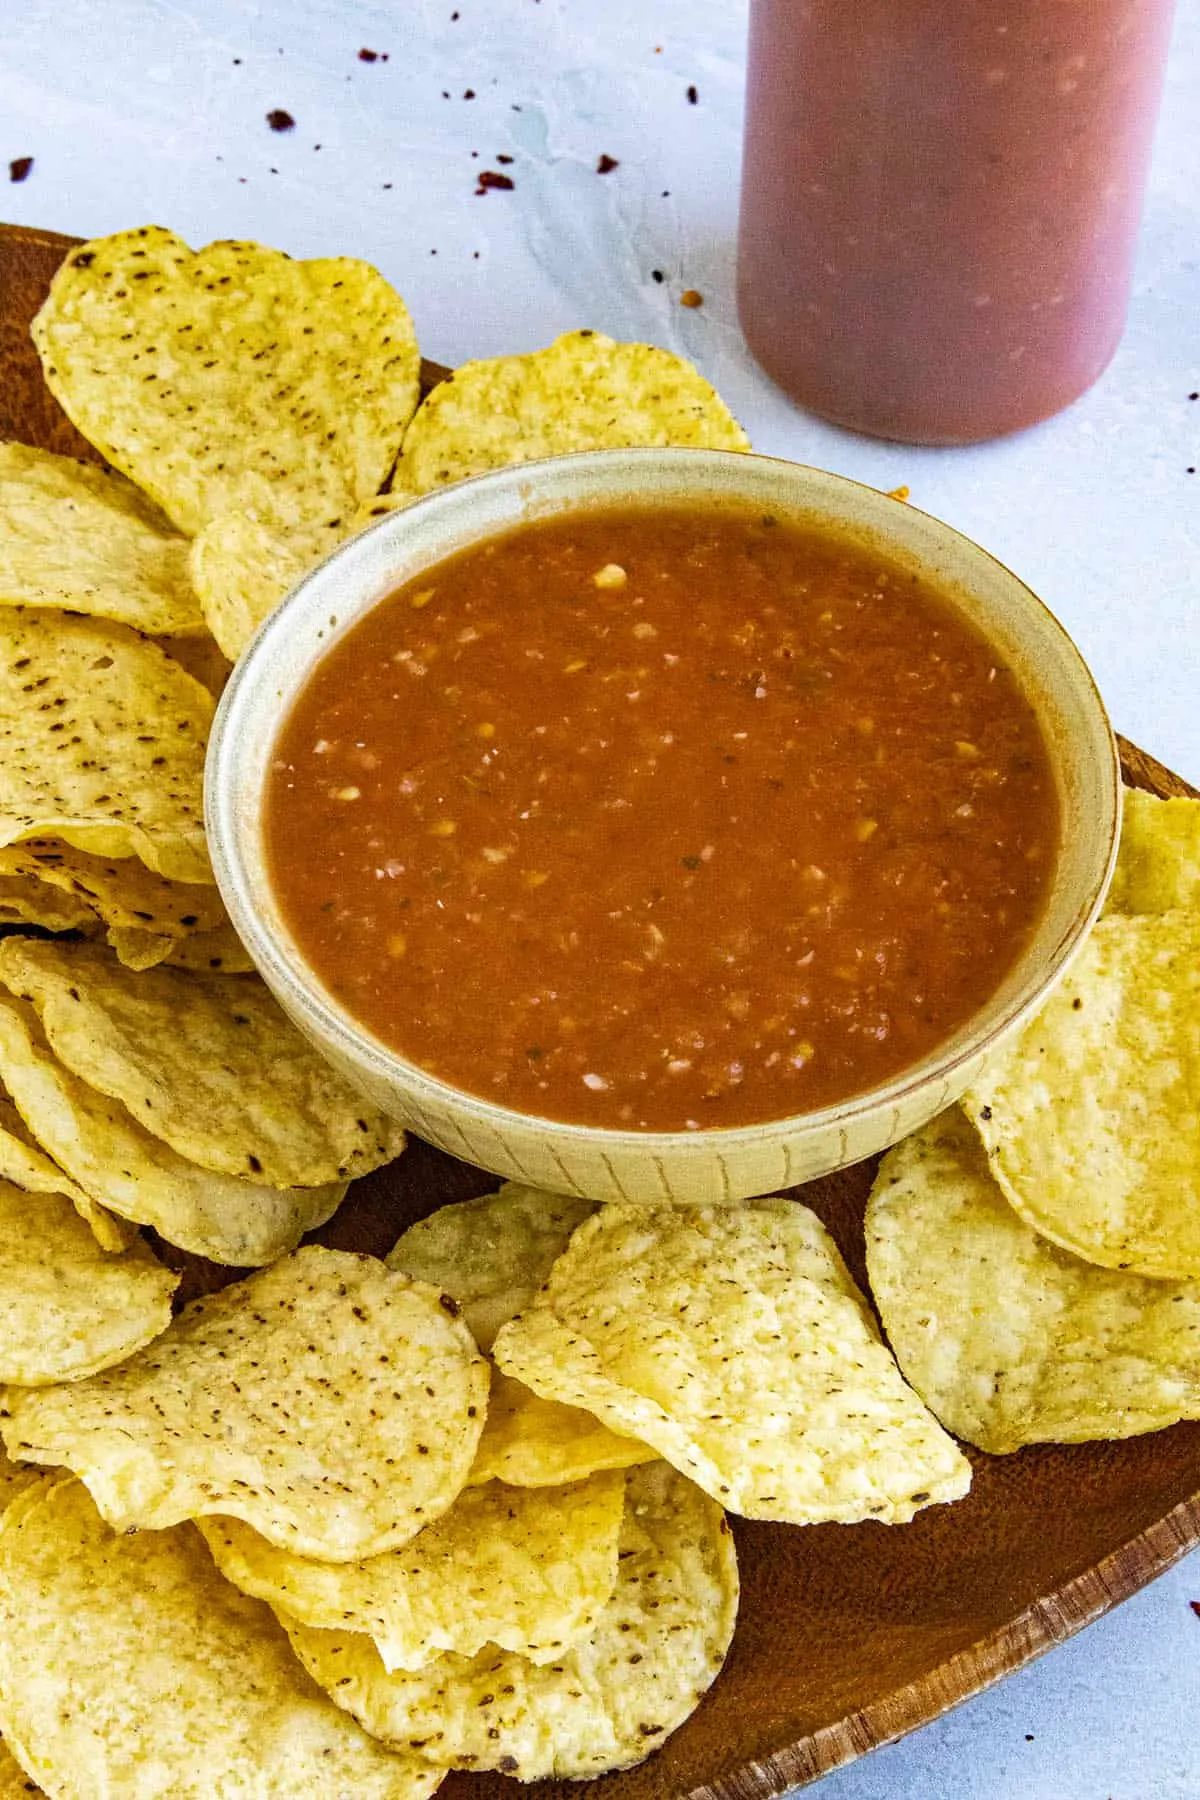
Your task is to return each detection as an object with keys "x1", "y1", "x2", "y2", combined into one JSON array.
[{"x1": 206, "y1": 449, "x2": 1120, "y2": 1204}]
